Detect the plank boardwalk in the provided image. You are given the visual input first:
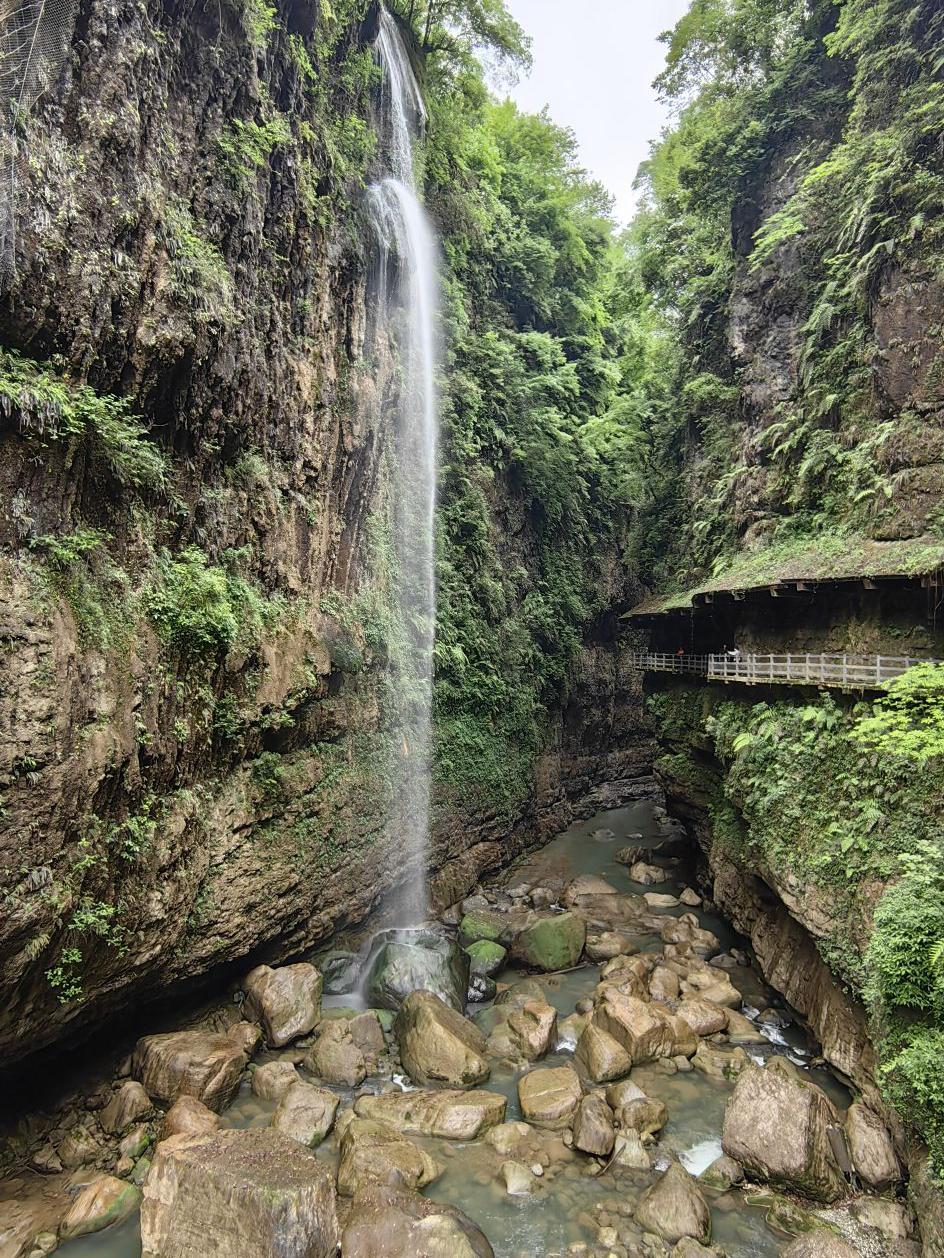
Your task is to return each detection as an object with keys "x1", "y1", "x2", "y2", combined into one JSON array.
[{"x1": 629, "y1": 652, "x2": 941, "y2": 689}]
